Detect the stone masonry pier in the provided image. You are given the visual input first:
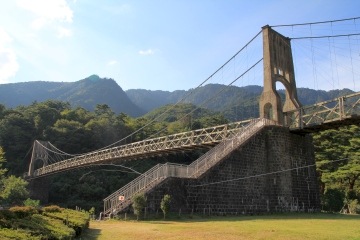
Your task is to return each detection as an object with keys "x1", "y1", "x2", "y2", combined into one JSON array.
[{"x1": 145, "y1": 126, "x2": 320, "y2": 215}]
